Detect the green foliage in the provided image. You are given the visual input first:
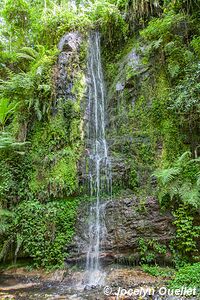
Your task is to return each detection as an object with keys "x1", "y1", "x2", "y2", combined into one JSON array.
[
  {"x1": 89, "y1": 1, "x2": 128, "y2": 49},
  {"x1": 191, "y1": 36, "x2": 200, "y2": 58},
  {"x1": 0, "y1": 161, "x2": 13, "y2": 203},
  {"x1": 3, "y1": 0, "x2": 30, "y2": 30},
  {"x1": 0, "y1": 151, "x2": 30, "y2": 206},
  {"x1": 141, "y1": 264, "x2": 175, "y2": 278},
  {"x1": 0, "y1": 131, "x2": 27, "y2": 152},
  {"x1": 169, "y1": 63, "x2": 200, "y2": 131},
  {"x1": 140, "y1": 12, "x2": 195, "y2": 81},
  {"x1": 0, "y1": 199, "x2": 79, "y2": 267},
  {"x1": 128, "y1": 161, "x2": 139, "y2": 189},
  {"x1": 0, "y1": 98, "x2": 18, "y2": 130},
  {"x1": 154, "y1": 151, "x2": 200, "y2": 208},
  {"x1": 169, "y1": 263, "x2": 200, "y2": 289},
  {"x1": 27, "y1": 106, "x2": 81, "y2": 201},
  {"x1": 35, "y1": 7, "x2": 87, "y2": 47},
  {"x1": 0, "y1": 208, "x2": 13, "y2": 235},
  {"x1": 172, "y1": 205, "x2": 200, "y2": 256},
  {"x1": 138, "y1": 238, "x2": 167, "y2": 263},
  {"x1": 141, "y1": 13, "x2": 187, "y2": 42},
  {"x1": 164, "y1": 0, "x2": 200, "y2": 15},
  {"x1": 16, "y1": 47, "x2": 38, "y2": 61},
  {"x1": 29, "y1": 148, "x2": 78, "y2": 200},
  {"x1": 0, "y1": 48, "x2": 57, "y2": 121}
]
